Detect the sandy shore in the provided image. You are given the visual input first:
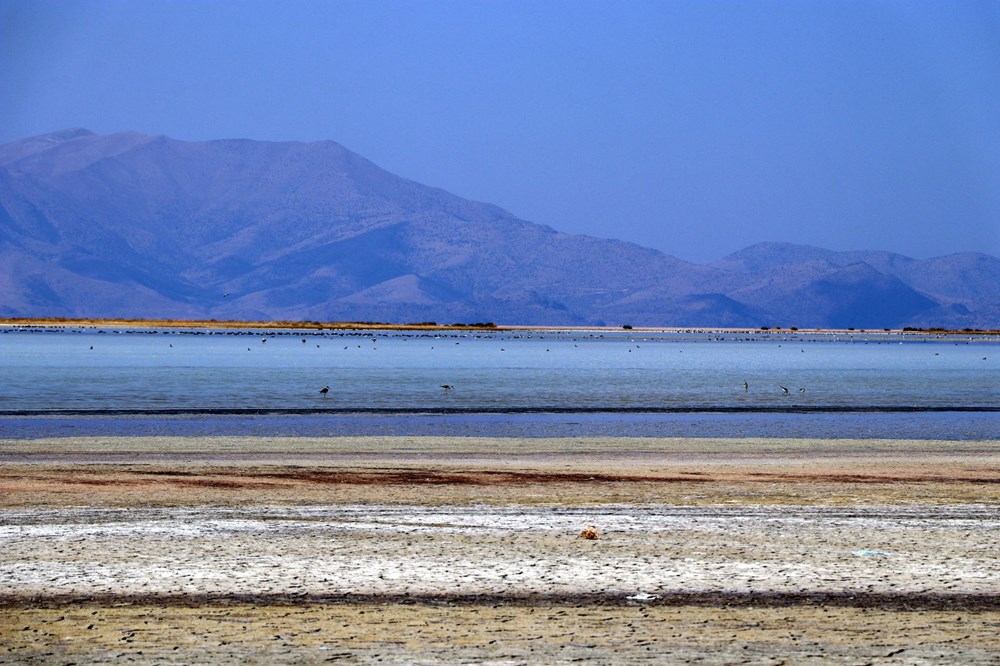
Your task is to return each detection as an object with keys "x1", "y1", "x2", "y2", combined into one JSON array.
[{"x1": 2, "y1": 436, "x2": 999, "y2": 663}]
